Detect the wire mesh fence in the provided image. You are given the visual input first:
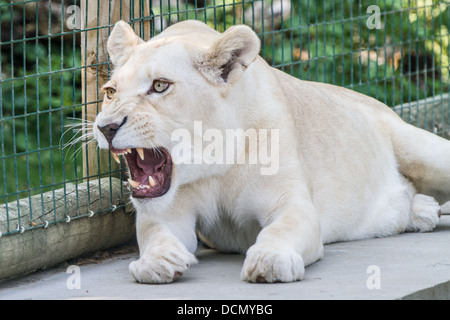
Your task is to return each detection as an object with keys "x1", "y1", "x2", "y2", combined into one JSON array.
[{"x1": 0, "y1": 0, "x2": 449, "y2": 237}]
